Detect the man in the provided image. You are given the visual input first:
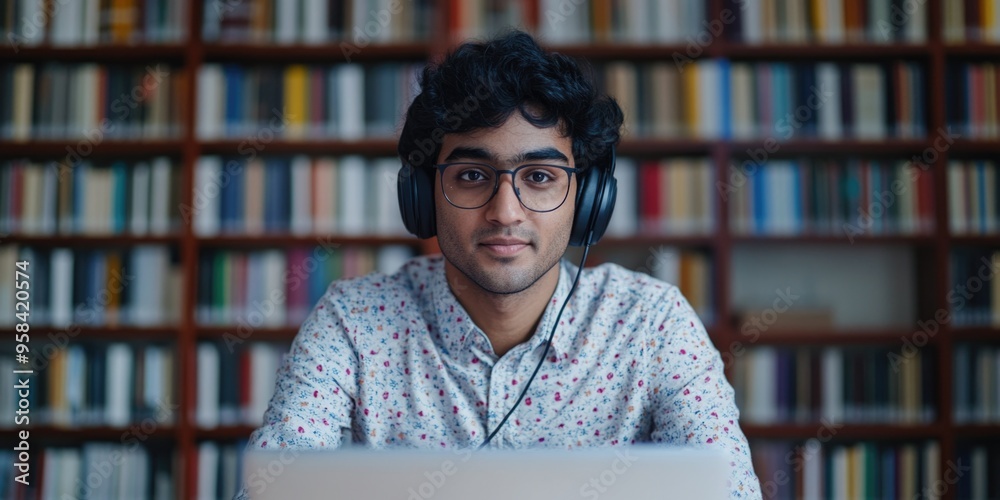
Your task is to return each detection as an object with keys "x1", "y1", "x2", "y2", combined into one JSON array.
[{"x1": 242, "y1": 30, "x2": 760, "y2": 499}]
